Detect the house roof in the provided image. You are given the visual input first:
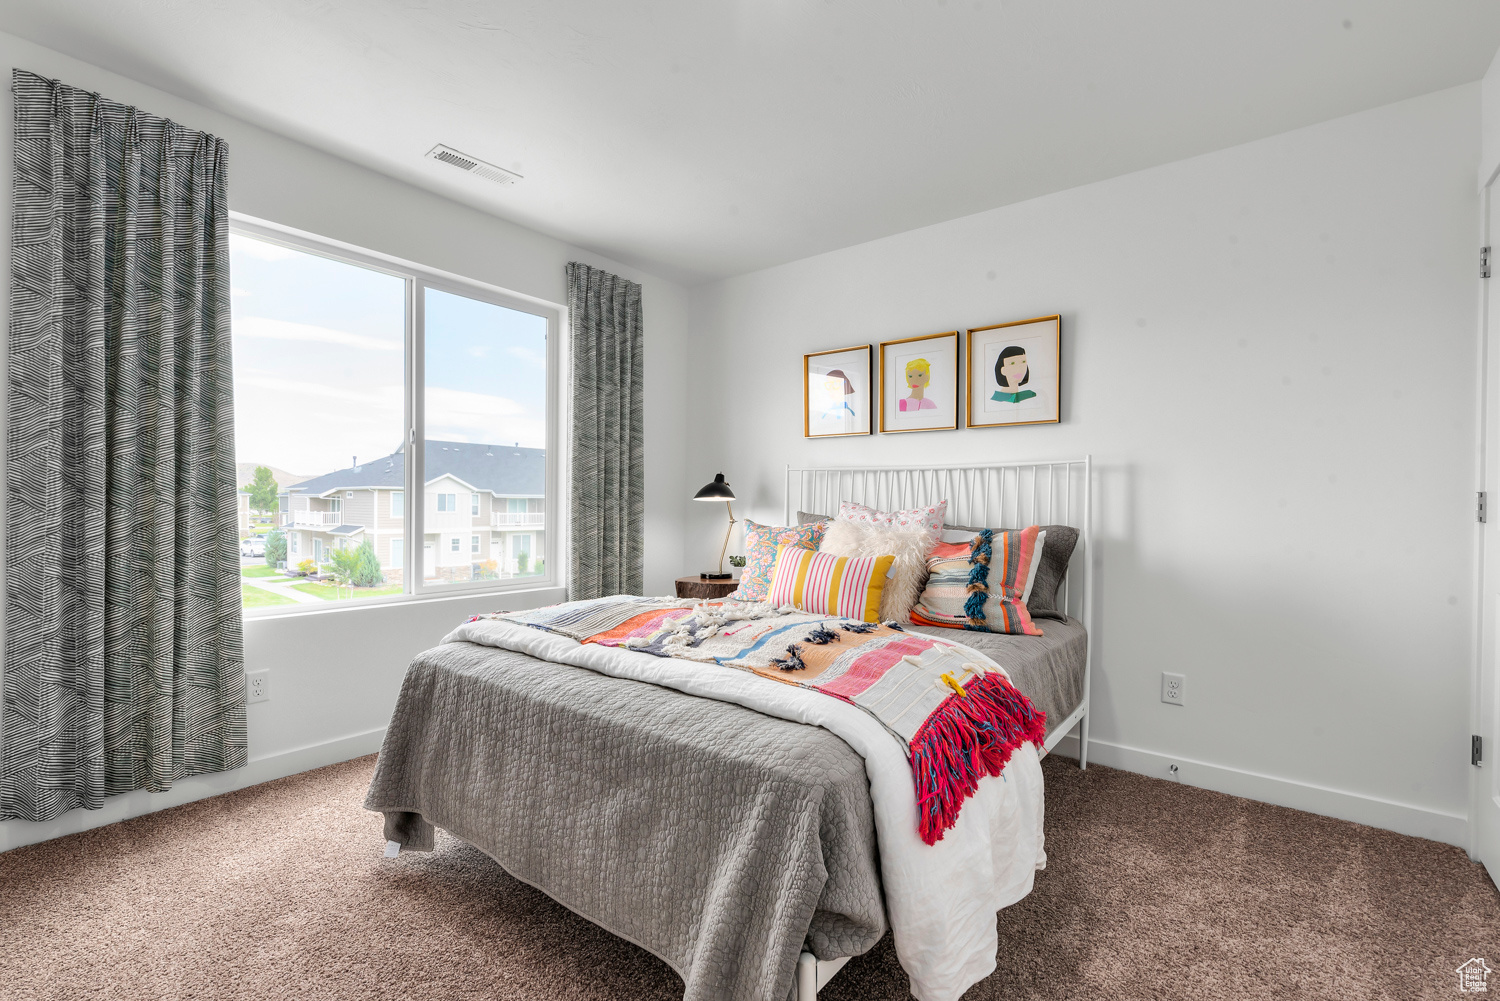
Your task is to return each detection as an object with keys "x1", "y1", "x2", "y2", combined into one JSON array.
[
  {"x1": 288, "y1": 440, "x2": 544, "y2": 498},
  {"x1": 327, "y1": 524, "x2": 365, "y2": 537}
]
